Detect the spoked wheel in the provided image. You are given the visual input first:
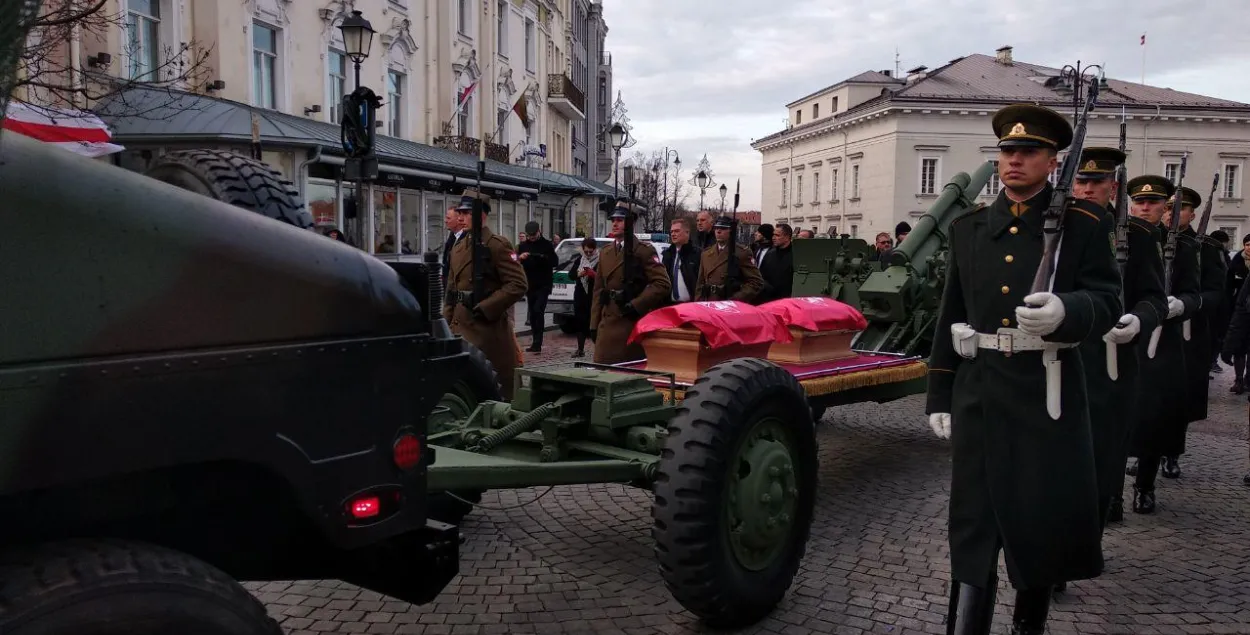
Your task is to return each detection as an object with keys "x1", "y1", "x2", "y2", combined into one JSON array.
[
  {"x1": 427, "y1": 342, "x2": 501, "y2": 525},
  {"x1": 652, "y1": 358, "x2": 818, "y2": 628}
]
